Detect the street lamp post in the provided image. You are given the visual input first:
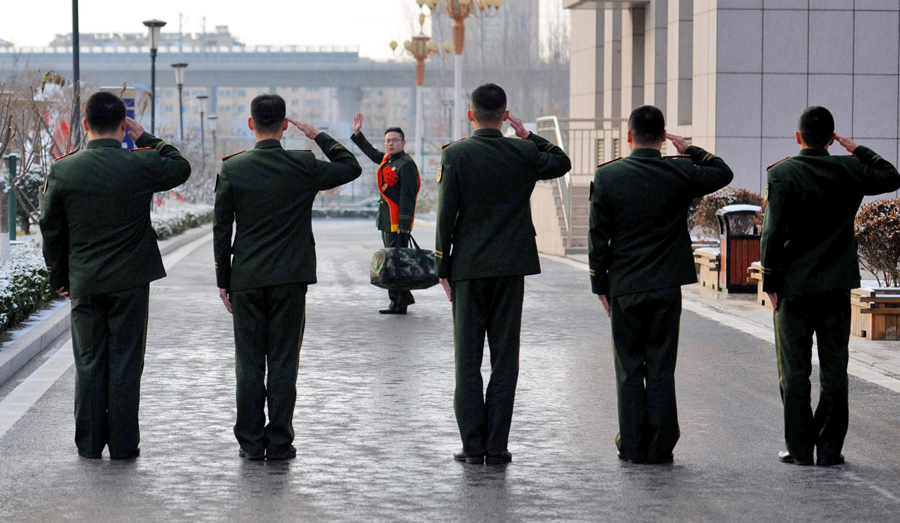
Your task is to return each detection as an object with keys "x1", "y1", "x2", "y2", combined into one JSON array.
[
  {"x1": 207, "y1": 115, "x2": 218, "y2": 162},
  {"x1": 196, "y1": 94, "x2": 209, "y2": 175},
  {"x1": 72, "y1": 0, "x2": 81, "y2": 146},
  {"x1": 3, "y1": 154, "x2": 17, "y2": 242},
  {"x1": 424, "y1": 0, "x2": 502, "y2": 140},
  {"x1": 391, "y1": 11, "x2": 441, "y2": 163},
  {"x1": 143, "y1": 19, "x2": 167, "y2": 134},
  {"x1": 171, "y1": 63, "x2": 188, "y2": 142}
]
